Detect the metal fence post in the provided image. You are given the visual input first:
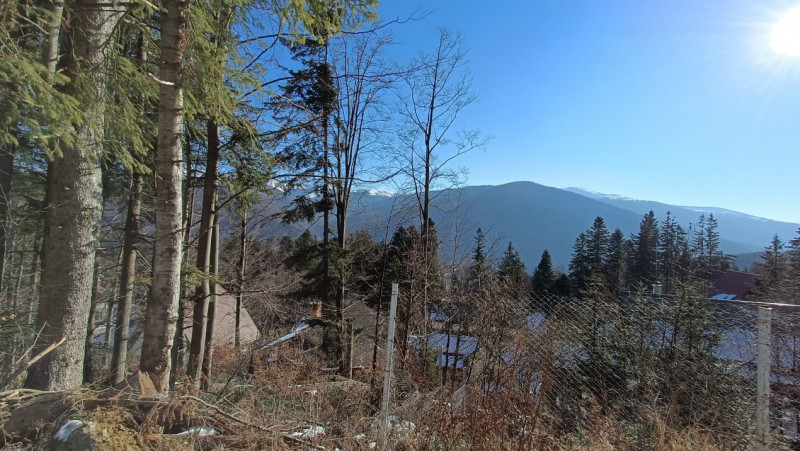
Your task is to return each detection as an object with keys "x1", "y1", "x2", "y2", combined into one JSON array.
[
  {"x1": 756, "y1": 307, "x2": 772, "y2": 450},
  {"x1": 380, "y1": 283, "x2": 399, "y2": 450}
]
